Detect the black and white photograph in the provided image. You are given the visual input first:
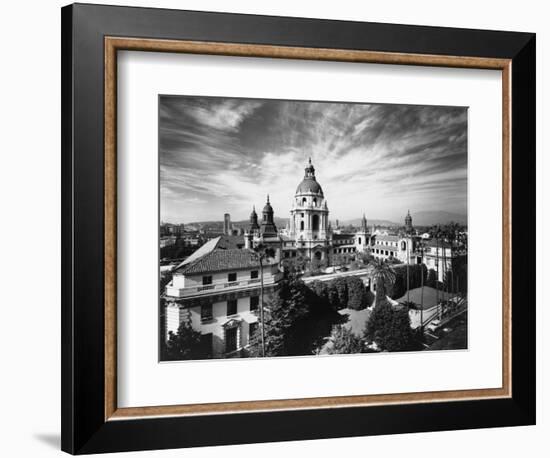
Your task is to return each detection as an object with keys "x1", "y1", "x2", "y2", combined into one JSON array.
[{"x1": 159, "y1": 96, "x2": 469, "y2": 361}]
